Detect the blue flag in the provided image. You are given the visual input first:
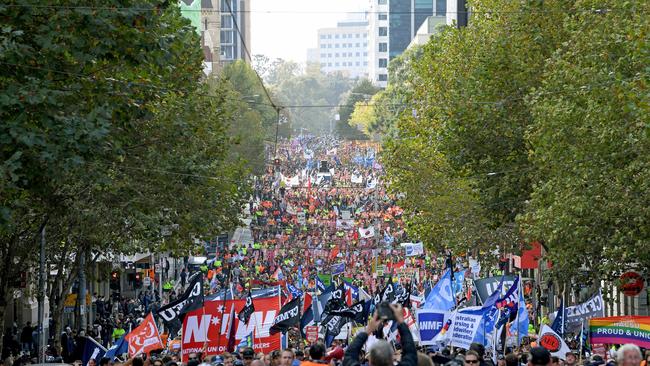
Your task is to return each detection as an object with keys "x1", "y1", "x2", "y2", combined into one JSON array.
[
  {"x1": 287, "y1": 283, "x2": 303, "y2": 299},
  {"x1": 331, "y1": 262, "x2": 345, "y2": 275},
  {"x1": 551, "y1": 297, "x2": 565, "y2": 337},
  {"x1": 423, "y1": 270, "x2": 455, "y2": 311},
  {"x1": 104, "y1": 335, "x2": 127, "y2": 361},
  {"x1": 316, "y1": 276, "x2": 327, "y2": 293},
  {"x1": 82, "y1": 337, "x2": 107, "y2": 366},
  {"x1": 516, "y1": 283, "x2": 529, "y2": 344}
]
